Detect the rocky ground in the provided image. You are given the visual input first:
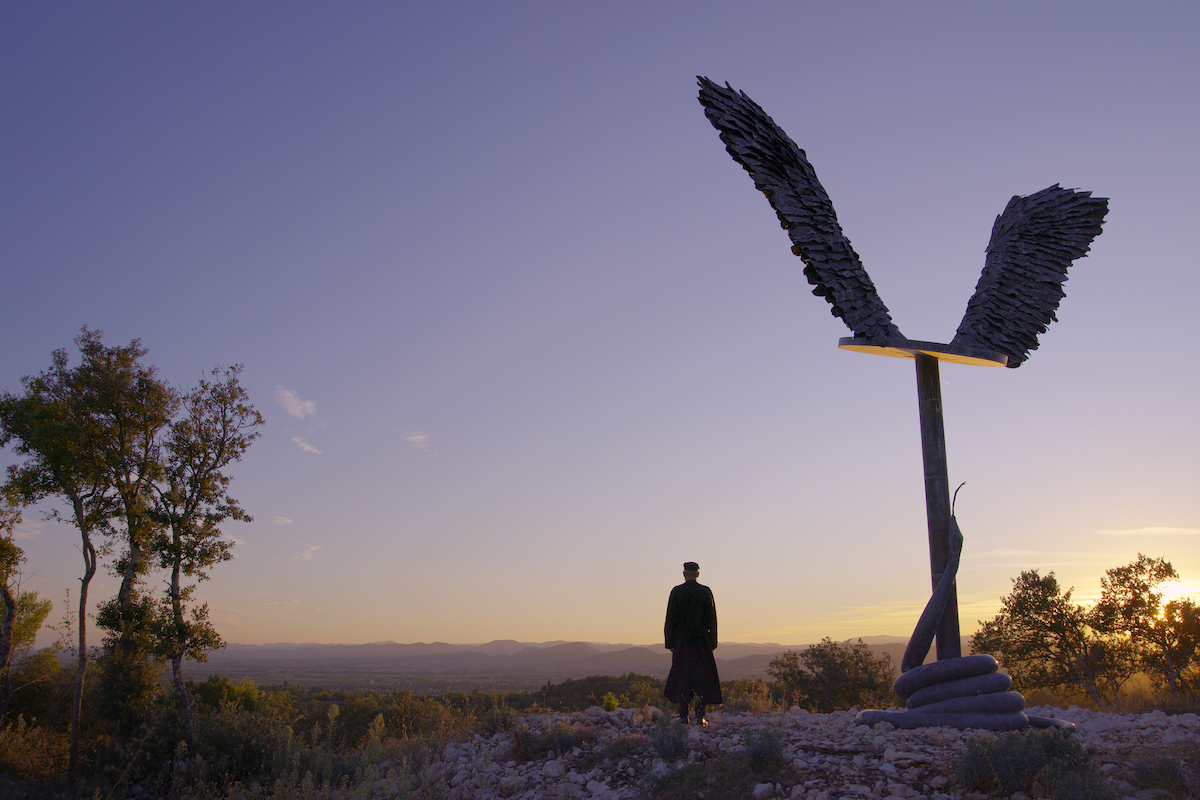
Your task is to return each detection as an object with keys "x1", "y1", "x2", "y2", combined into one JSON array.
[{"x1": 423, "y1": 705, "x2": 1200, "y2": 800}]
